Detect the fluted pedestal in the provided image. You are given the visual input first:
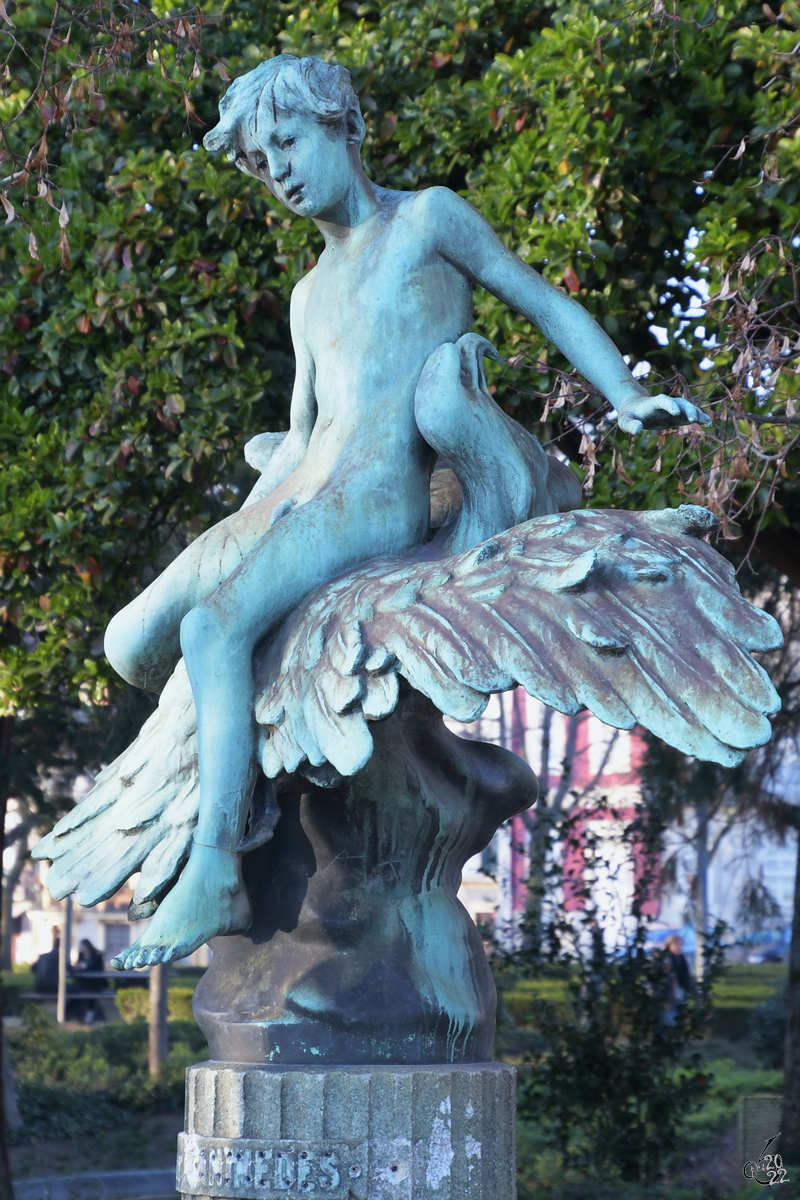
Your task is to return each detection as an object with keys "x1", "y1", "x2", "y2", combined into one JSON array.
[{"x1": 177, "y1": 1061, "x2": 516, "y2": 1200}]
